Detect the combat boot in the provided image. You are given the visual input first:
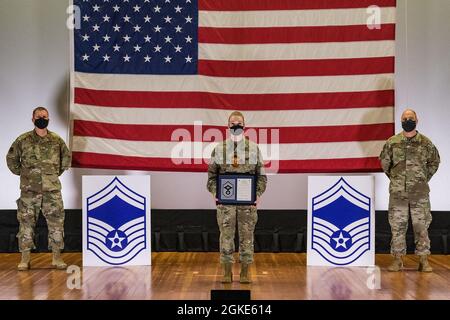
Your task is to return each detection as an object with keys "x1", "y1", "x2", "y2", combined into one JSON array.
[
  {"x1": 387, "y1": 255, "x2": 403, "y2": 272},
  {"x1": 51, "y1": 249, "x2": 67, "y2": 270},
  {"x1": 418, "y1": 255, "x2": 433, "y2": 272},
  {"x1": 221, "y1": 263, "x2": 232, "y2": 283},
  {"x1": 239, "y1": 263, "x2": 251, "y2": 284},
  {"x1": 17, "y1": 250, "x2": 31, "y2": 271}
]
